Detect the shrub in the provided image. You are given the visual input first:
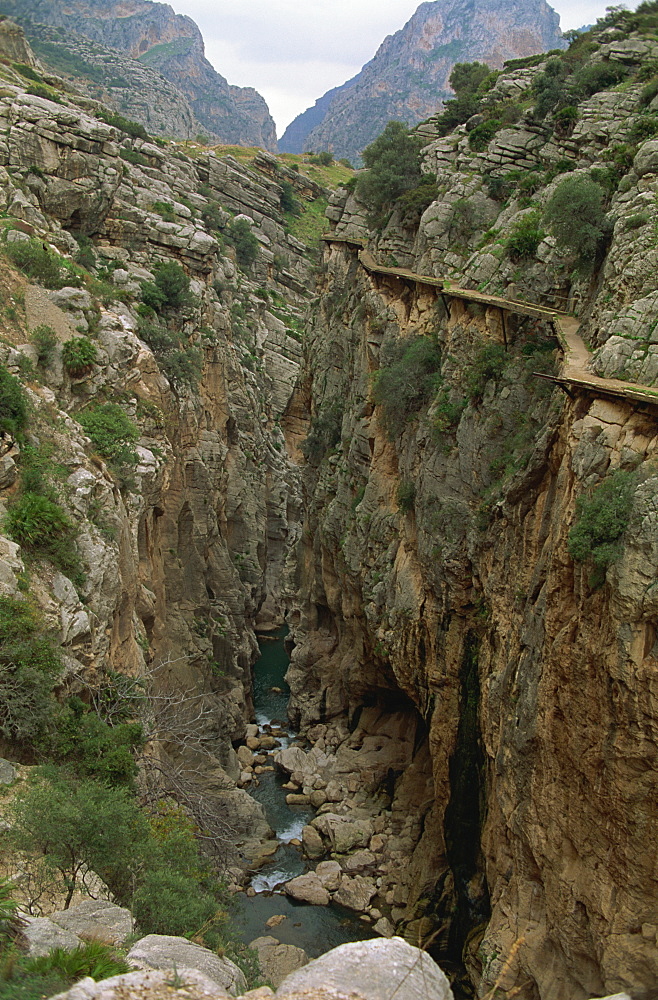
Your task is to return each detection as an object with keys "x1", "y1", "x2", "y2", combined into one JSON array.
[
  {"x1": 301, "y1": 401, "x2": 344, "y2": 464},
  {"x1": 0, "y1": 595, "x2": 60, "y2": 746},
  {"x1": 553, "y1": 105, "x2": 579, "y2": 134},
  {"x1": 544, "y1": 175, "x2": 608, "y2": 261},
  {"x1": 26, "y1": 83, "x2": 62, "y2": 103},
  {"x1": 506, "y1": 211, "x2": 545, "y2": 260},
  {"x1": 398, "y1": 175, "x2": 439, "y2": 221},
  {"x1": 280, "y1": 180, "x2": 300, "y2": 214},
  {"x1": 225, "y1": 219, "x2": 259, "y2": 270},
  {"x1": 450, "y1": 61, "x2": 492, "y2": 97},
  {"x1": 356, "y1": 121, "x2": 425, "y2": 227},
  {"x1": 11, "y1": 770, "x2": 148, "y2": 906},
  {"x1": 151, "y1": 200, "x2": 176, "y2": 222},
  {"x1": 97, "y1": 111, "x2": 149, "y2": 140},
  {"x1": 463, "y1": 343, "x2": 508, "y2": 402},
  {"x1": 30, "y1": 325, "x2": 58, "y2": 368},
  {"x1": 12, "y1": 63, "x2": 42, "y2": 83},
  {"x1": 74, "y1": 236, "x2": 96, "y2": 271},
  {"x1": 568, "y1": 469, "x2": 636, "y2": 579},
  {"x1": 120, "y1": 148, "x2": 149, "y2": 167},
  {"x1": 432, "y1": 388, "x2": 465, "y2": 434},
  {"x1": 25, "y1": 942, "x2": 128, "y2": 982},
  {"x1": 396, "y1": 481, "x2": 416, "y2": 512},
  {"x1": 77, "y1": 403, "x2": 139, "y2": 469},
  {"x1": 309, "y1": 151, "x2": 333, "y2": 166},
  {"x1": 573, "y1": 60, "x2": 626, "y2": 97},
  {"x1": 132, "y1": 869, "x2": 220, "y2": 936},
  {"x1": 372, "y1": 335, "x2": 441, "y2": 437},
  {"x1": 48, "y1": 704, "x2": 142, "y2": 786},
  {"x1": 4, "y1": 239, "x2": 65, "y2": 289},
  {"x1": 0, "y1": 365, "x2": 27, "y2": 434},
  {"x1": 468, "y1": 118, "x2": 502, "y2": 151},
  {"x1": 5, "y1": 493, "x2": 81, "y2": 582},
  {"x1": 140, "y1": 261, "x2": 193, "y2": 313},
  {"x1": 201, "y1": 201, "x2": 224, "y2": 231},
  {"x1": 62, "y1": 337, "x2": 97, "y2": 376}
]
